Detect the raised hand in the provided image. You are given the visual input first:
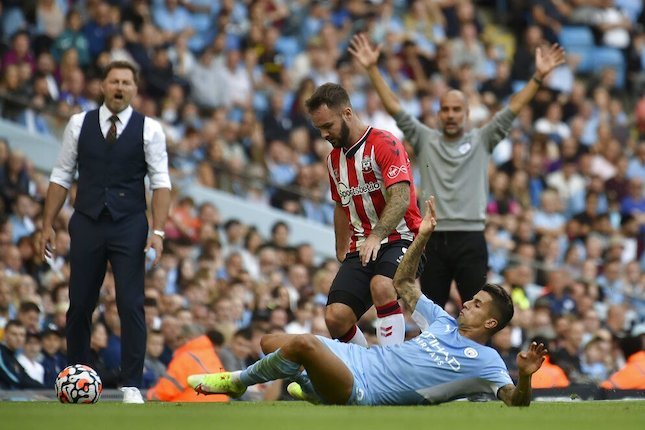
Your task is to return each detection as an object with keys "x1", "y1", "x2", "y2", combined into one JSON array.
[
  {"x1": 516, "y1": 342, "x2": 547, "y2": 377},
  {"x1": 348, "y1": 33, "x2": 381, "y2": 69},
  {"x1": 419, "y1": 196, "x2": 437, "y2": 236},
  {"x1": 535, "y1": 43, "x2": 566, "y2": 78}
]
